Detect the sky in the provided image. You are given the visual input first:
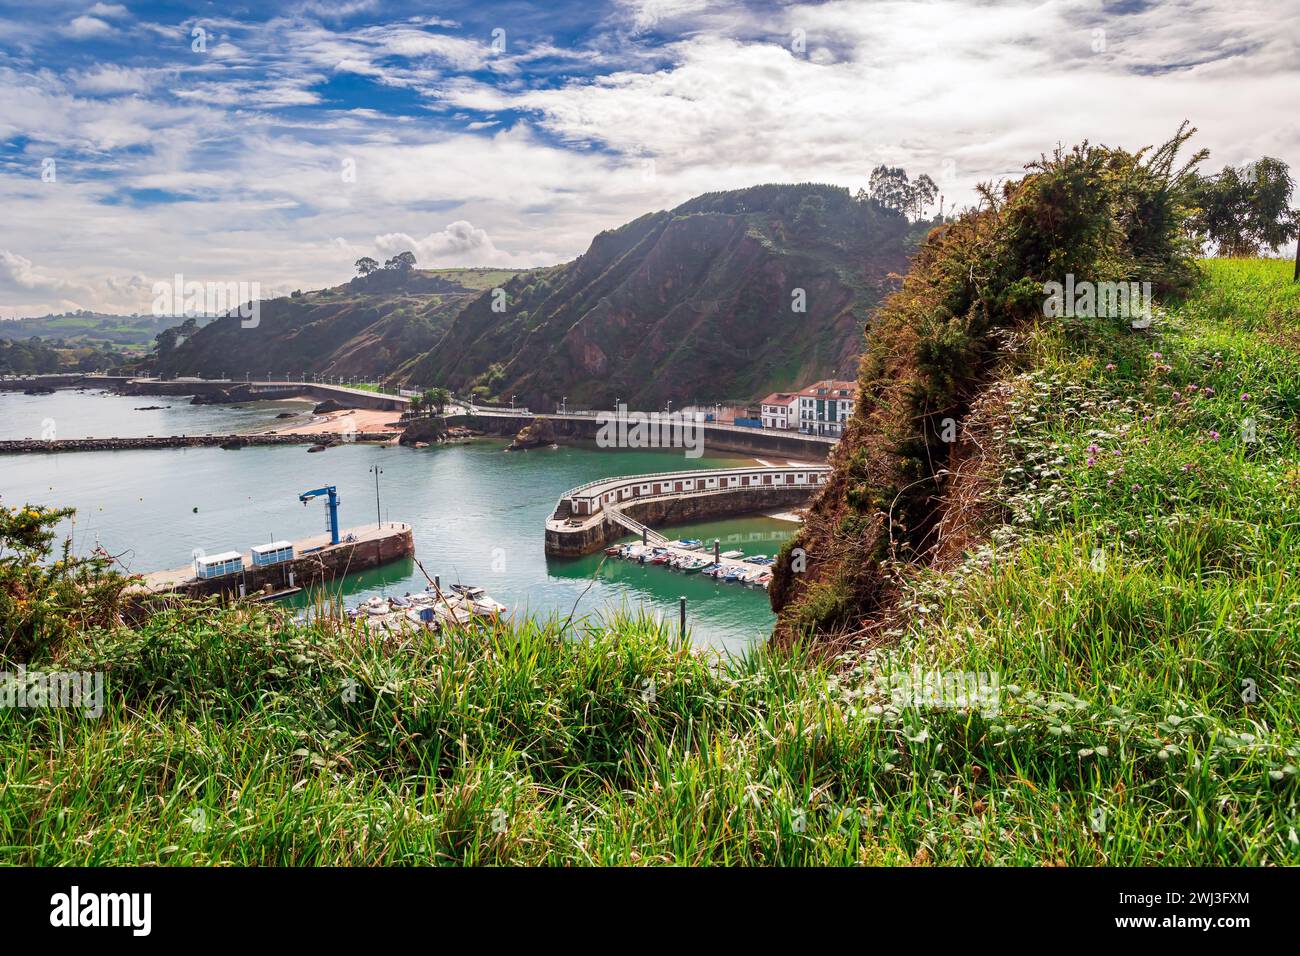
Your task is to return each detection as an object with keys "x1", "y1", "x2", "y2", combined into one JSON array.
[{"x1": 0, "y1": 0, "x2": 1296, "y2": 319}]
